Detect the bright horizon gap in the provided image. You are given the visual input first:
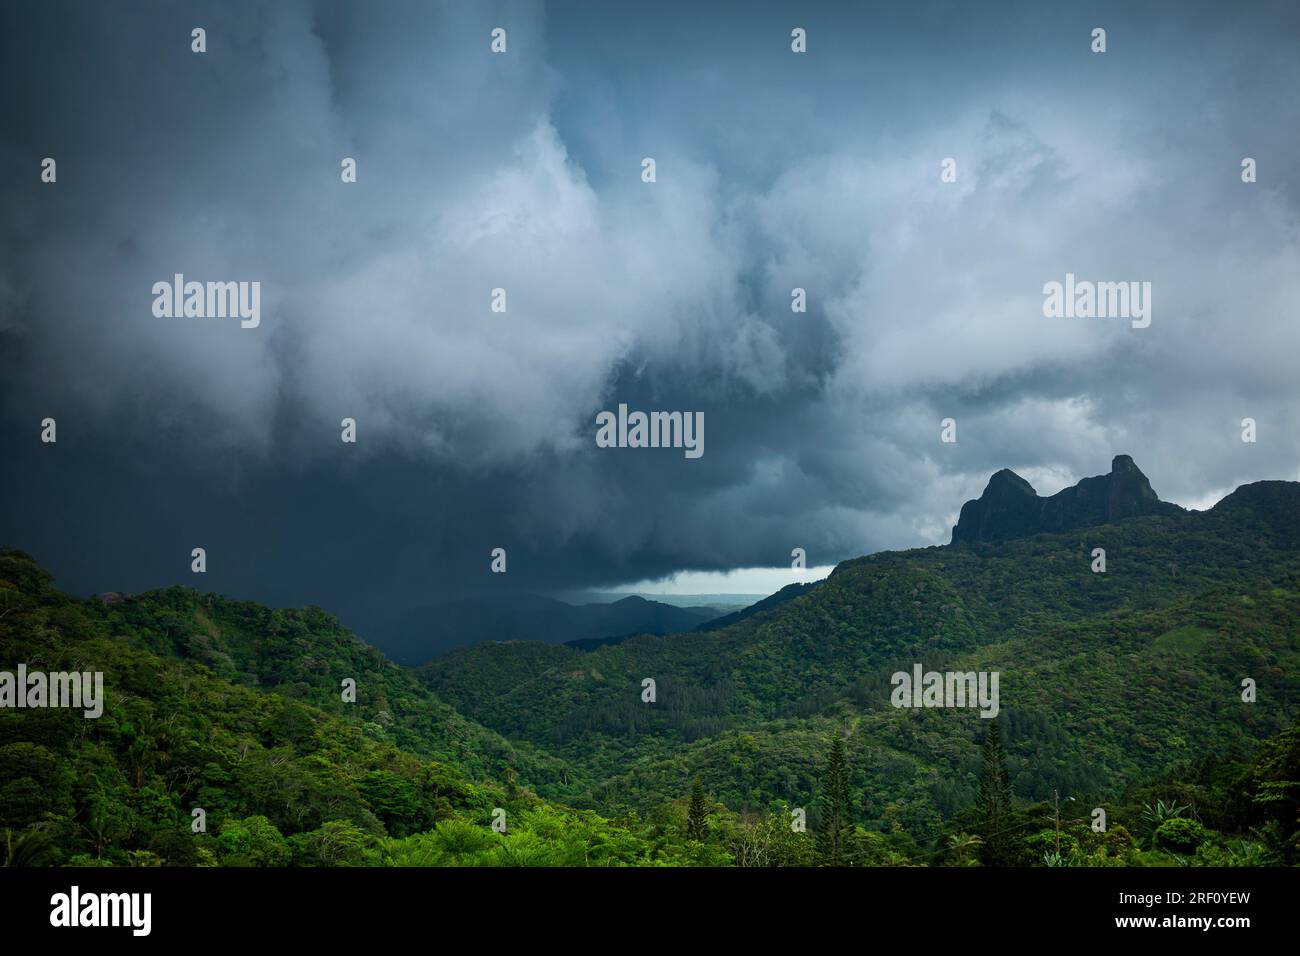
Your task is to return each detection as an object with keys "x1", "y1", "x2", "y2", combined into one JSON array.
[
  {"x1": 614, "y1": 566, "x2": 835, "y2": 596},
  {"x1": 605, "y1": 474, "x2": 1265, "y2": 600}
]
